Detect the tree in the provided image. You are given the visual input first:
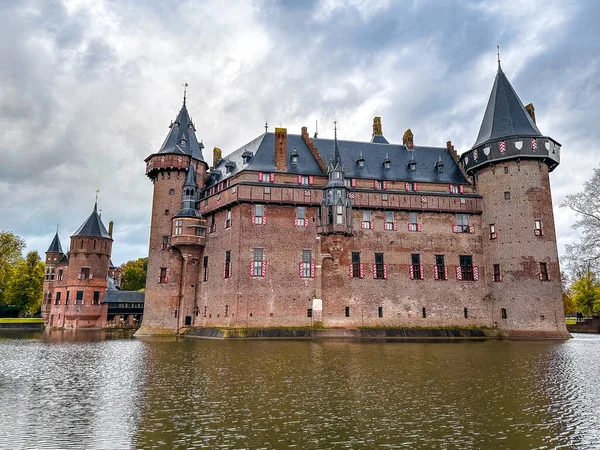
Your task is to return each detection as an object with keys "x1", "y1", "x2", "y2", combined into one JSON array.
[
  {"x1": 120, "y1": 257, "x2": 148, "y2": 291},
  {"x1": 5, "y1": 251, "x2": 45, "y2": 316},
  {"x1": 570, "y1": 271, "x2": 600, "y2": 316},
  {"x1": 0, "y1": 231, "x2": 25, "y2": 306},
  {"x1": 561, "y1": 272, "x2": 577, "y2": 315},
  {"x1": 561, "y1": 167, "x2": 600, "y2": 275}
]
